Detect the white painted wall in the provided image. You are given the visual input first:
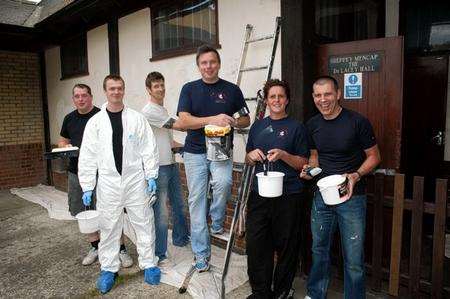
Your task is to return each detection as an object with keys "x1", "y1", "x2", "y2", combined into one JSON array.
[
  {"x1": 119, "y1": 0, "x2": 281, "y2": 162},
  {"x1": 385, "y1": 0, "x2": 399, "y2": 37},
  {"x1": 45, "y1": 0, "x2": 281, "y2": 162},
  {"x1": 46, "y1": 24, "x2": 109, "y2": 144}
]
